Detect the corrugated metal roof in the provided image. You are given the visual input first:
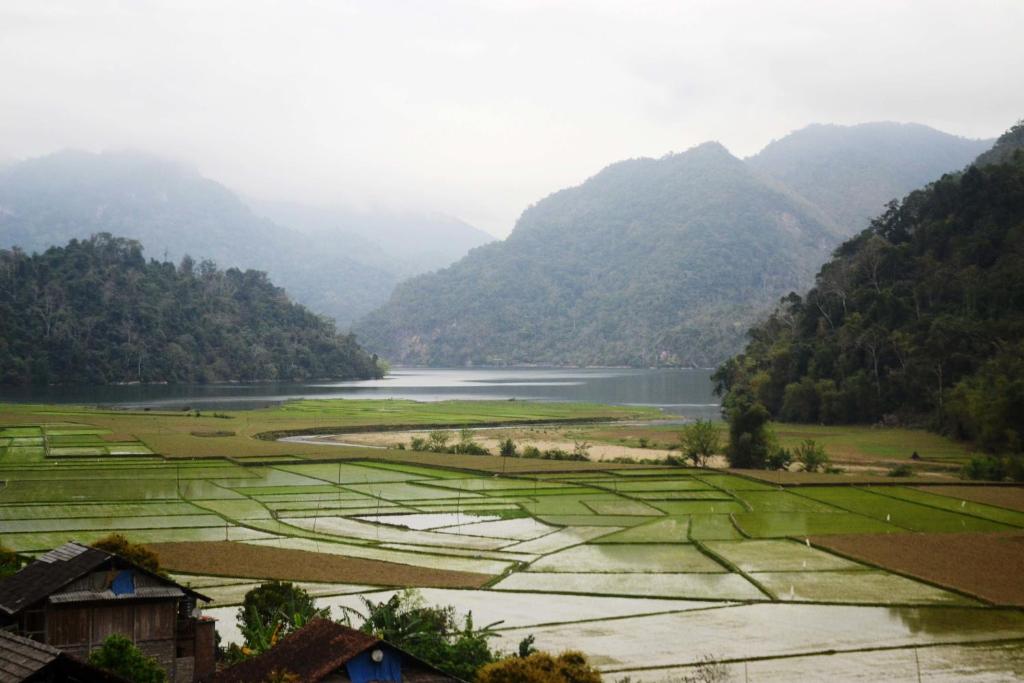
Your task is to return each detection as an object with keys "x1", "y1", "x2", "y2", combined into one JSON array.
[
  {"x1": 0, "y1": 543, "x2": 109, "y2": 616},
  {"x1": 49, "y1": 586, "x2": 185, "y2": 604},
  {"x1": 37, "y1": 544, "x2": 91, "y2": 564},
  {"x1": 0, "y1": 542, "x2": 208, "y2": 616}
]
